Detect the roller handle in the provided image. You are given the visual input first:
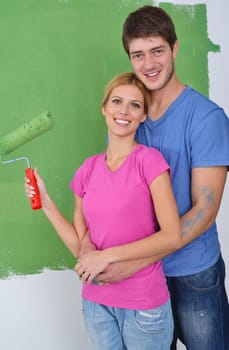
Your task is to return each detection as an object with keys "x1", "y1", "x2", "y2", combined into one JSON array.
[{"x1": 25, "y1": 168, "x2": 42, "y2": 210}]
